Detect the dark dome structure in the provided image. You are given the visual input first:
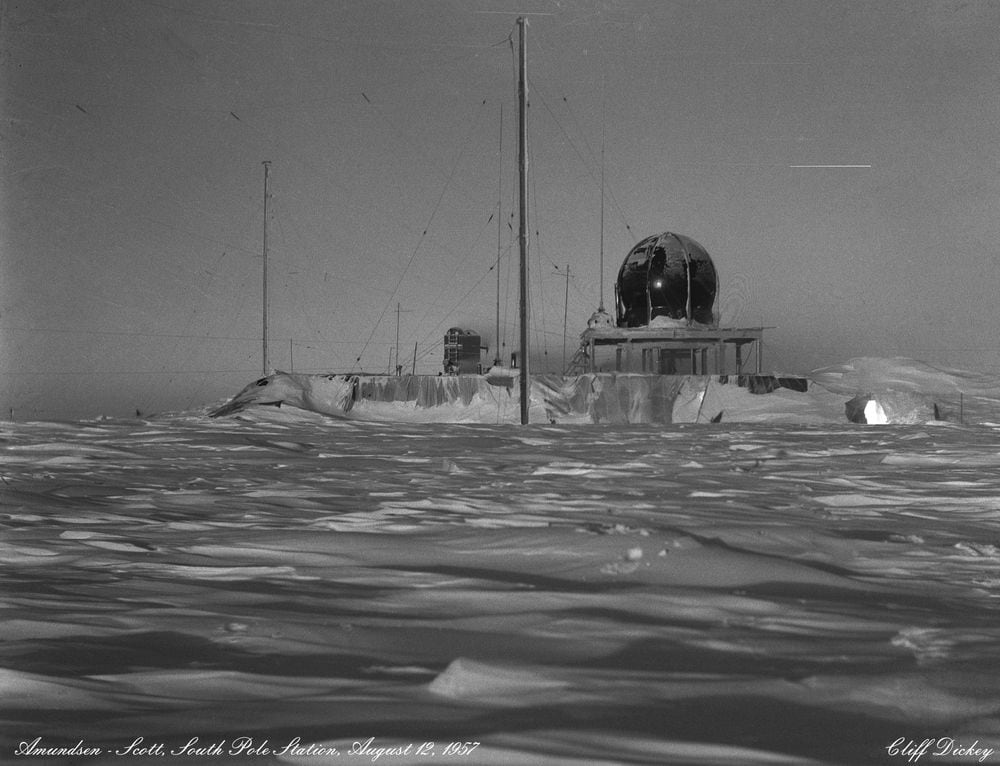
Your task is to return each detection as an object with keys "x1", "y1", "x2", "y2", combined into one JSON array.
[{"x1": 615, "y1": 232, "x2": 718, "y2": 327}]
